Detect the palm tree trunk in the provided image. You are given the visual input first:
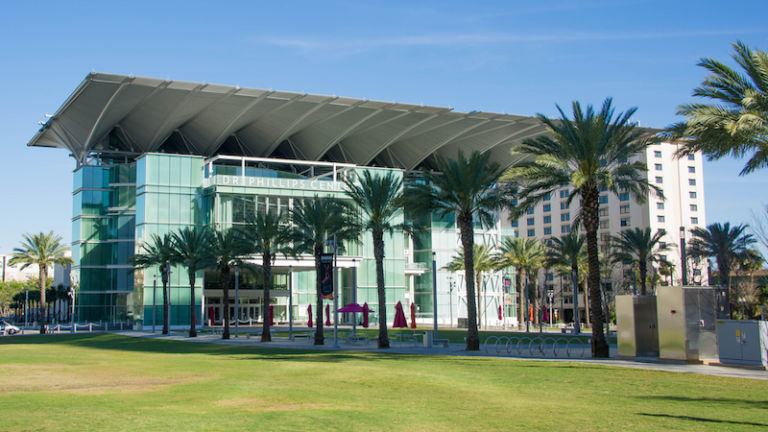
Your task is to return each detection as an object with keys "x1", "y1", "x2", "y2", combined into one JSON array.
[
  {"x1": 373, "y1": 229, "x2": 389, "y2": 348},
  {"x1": 261, "y1": 250, "x2": 272, "y2": 342},
  {"x1": 458, "y1": 211, "x2": 479, "y2": 351},
  {"x1": 639, "y1": 262, "x2": 648, "y2": 296},
  {"x1": 221, "y1": 266, "x2": 231, "y2": 340},
  {"x1": 581, "y1": 185, "x2": 608, "y2": 357},
  {"x1": 314, "y1": 245, "x2": 324, "y2": 345},
  {"x1": 38, "y1": 264, "x2": 46, "y2": 334},
  {"x1": 188, "y1": 269, "x2": 197, "y2": 338}
]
